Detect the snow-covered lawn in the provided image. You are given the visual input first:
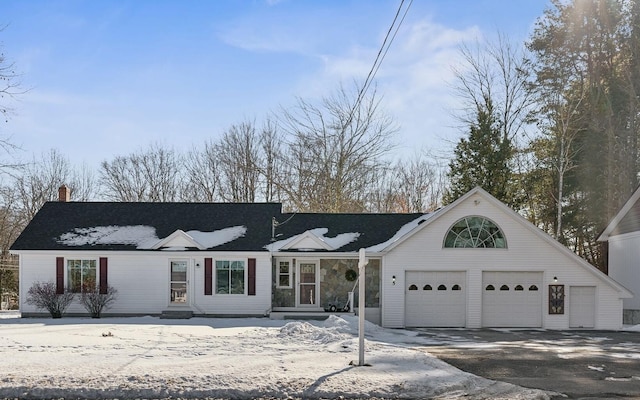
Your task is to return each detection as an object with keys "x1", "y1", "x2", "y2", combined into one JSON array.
[{"x1": 0, "y1": 311, "x2": 553, "y2": 399}]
